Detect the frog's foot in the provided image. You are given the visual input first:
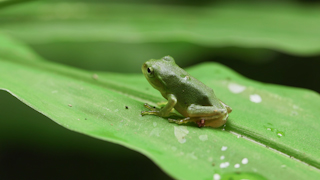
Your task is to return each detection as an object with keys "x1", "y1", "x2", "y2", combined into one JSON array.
[
  {"x1": 141, "y1": 103, "x2": 160, "y2": 116},
  {"x1": 168, "y1": 117, "x2": 191, "y2": 125},
  {"x1": 196, "y1": 119, "x2": 205, "y2": 128}
]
